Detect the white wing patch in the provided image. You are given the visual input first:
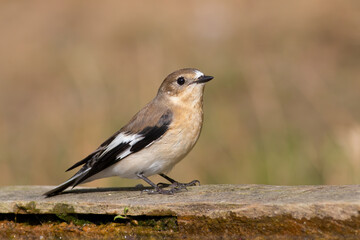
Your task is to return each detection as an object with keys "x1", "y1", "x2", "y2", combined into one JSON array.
[
  {"x1": 117, "y1": 148, "x2": 132, "y2": 160},
  {"x1": 101, "y1": 132, "x2": 144, "y2": 158},
  {"x1": 116, "y1": 132, "x2": 158, "y2": 160}
]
